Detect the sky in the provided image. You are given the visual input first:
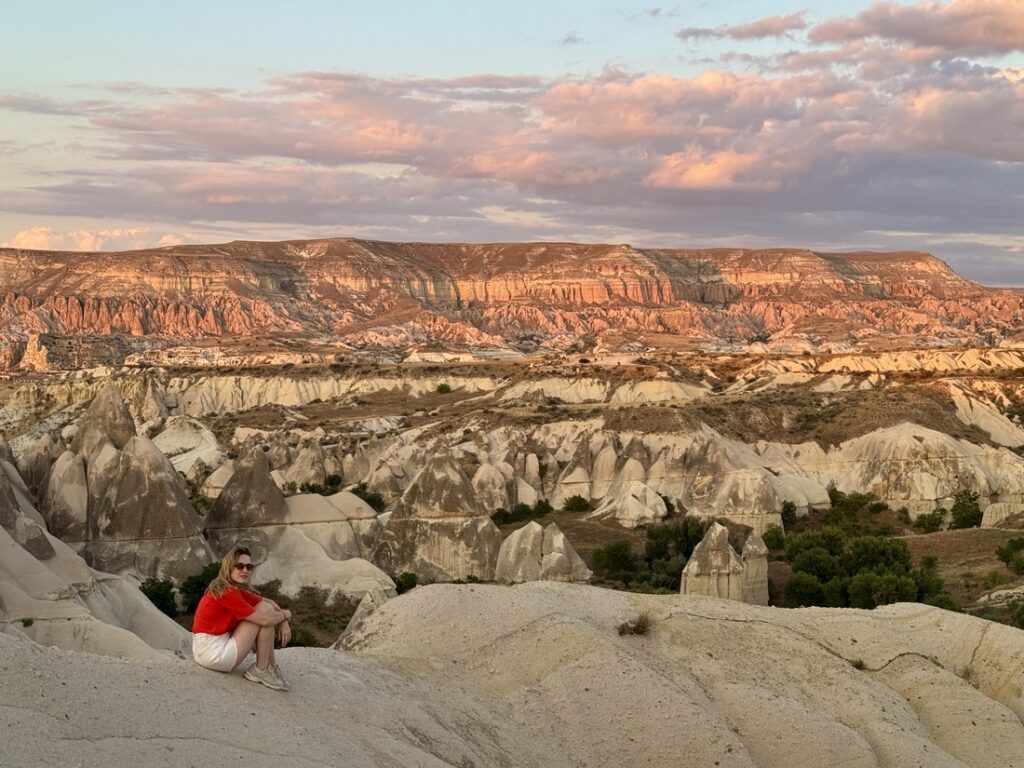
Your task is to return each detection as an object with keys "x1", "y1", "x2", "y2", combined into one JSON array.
[{"x1": 1, "y1": 0, "x2": 1022, "y2": 283}]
